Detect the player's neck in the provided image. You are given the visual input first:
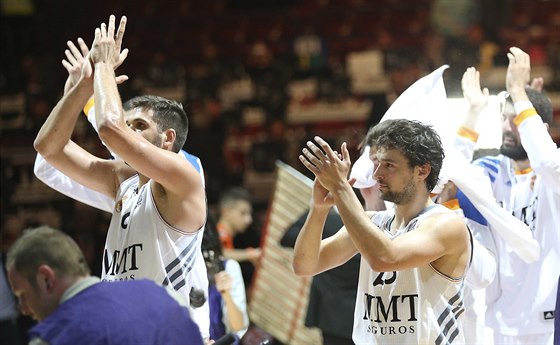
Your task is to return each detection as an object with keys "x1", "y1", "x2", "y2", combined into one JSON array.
[{"x1": 392, "y1": 193, "x2": 433, "y2": 229}]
